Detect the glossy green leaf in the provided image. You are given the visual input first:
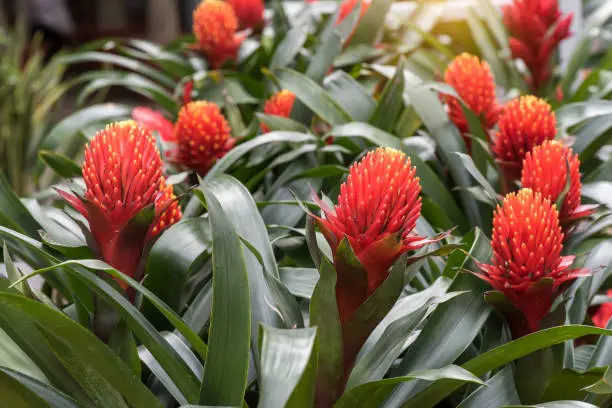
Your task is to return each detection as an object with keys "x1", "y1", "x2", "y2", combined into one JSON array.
[
  {"x1": 572, "y1": 115, "x2": 612, "y2": 162},
  {"x1": 454, "y1": 152, "x2": 498, "y2": 200},
  {"x1": 0, "y1": 367, "x2": 81, "y2": 408},
  {"x1": 279, "y1": 267, "x2": 318, "y2": 299},
  {"x1": 502, "y1": 402, "x2": 599, "y2": 408},
  {"x1": 325, "y1": 71, "x2": 376, "y2": 121},
  {"x1": 0, "y1": 325, "x2": 48, "y2": 384},
  {"x1": 258, "y1": 326, "x2": 318, "y2": 408},
  {"x1": 199, "y1": 187, "x2": 251, "y2": 406},
  {"x1": 349, "y1": 0, "x2": 393, "y2": 46},
  {"x1": 273, "y1": 68, "x2": 352, "y2": 125},
  {"x1": 256, "y1": 114, "x2": 309, "y2": 133},
  {"x1": 38, "y1": 150, "x2": 81, "y2": 179},
  {"x1": 0, "y1": 172, "x2": 41, "y2": 237},
  {"x1": 369, "y1": 59, "x2": 405, "y2": 132},
  {"x1": 0, "y1": 369, "x2": 50, "y2": 408},
  {"x1": 310, "y1": 258, "x2": 343, "y2": 407},
  {"x1": 457, "y1": 366, "x2": 520, "y2": 408},
  {"x1": 556, "y1": 101, "x2": 612, "y2": 131},
  {"x1": 0, "y1": 293, "x2": 162, "y2": 408},
  {"x1": 405, "y1": 326, "x2": 612, "y2": 407},
  {"x1": 335, "y1": 365, "x2": 484, "y2": 408},
  {"x1": 465, "y1": 7, "x2": 506, "y2": 86},
  {"x1": 269, "y1": 25, "x2": 308, "y2": 69}
]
